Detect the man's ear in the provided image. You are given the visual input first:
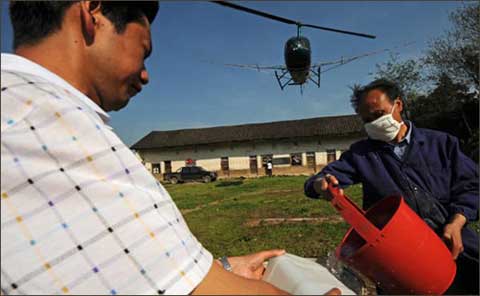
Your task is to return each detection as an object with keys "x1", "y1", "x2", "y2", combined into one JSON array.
[
  {"x1": 396, "y1": 97, "x2": 404, "y2": 113},
  {"x1": 79, "y1": 1, "x2": 102, "y2": 45}
]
